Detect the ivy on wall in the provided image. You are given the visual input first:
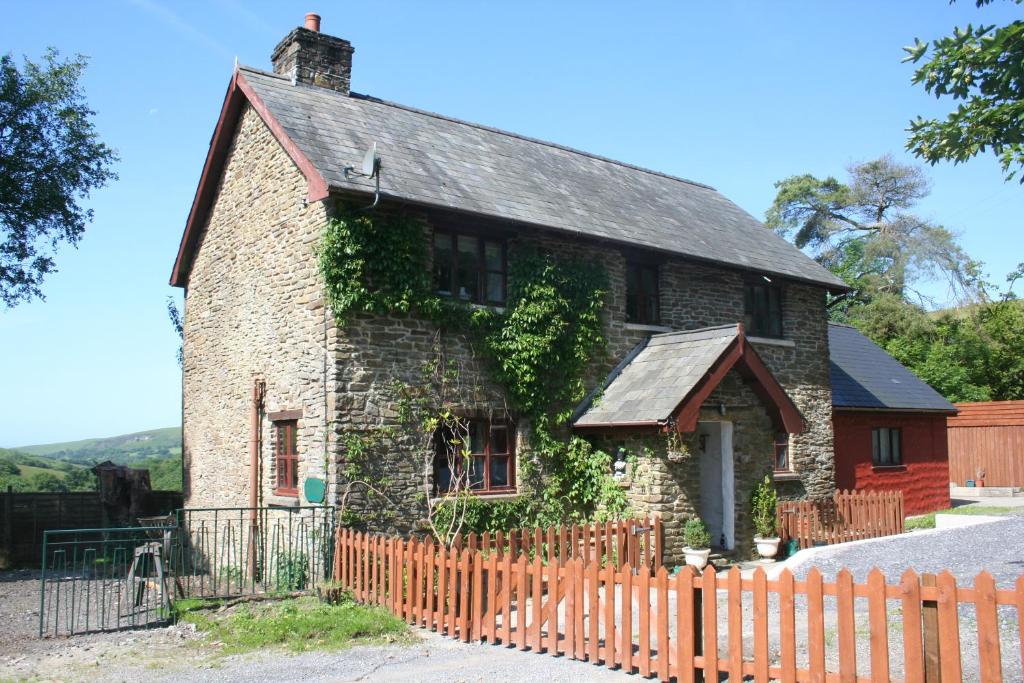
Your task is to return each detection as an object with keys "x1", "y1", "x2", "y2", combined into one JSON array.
[{"x1": 319, "y1": 202, "x2": 629, "y2": 531}]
